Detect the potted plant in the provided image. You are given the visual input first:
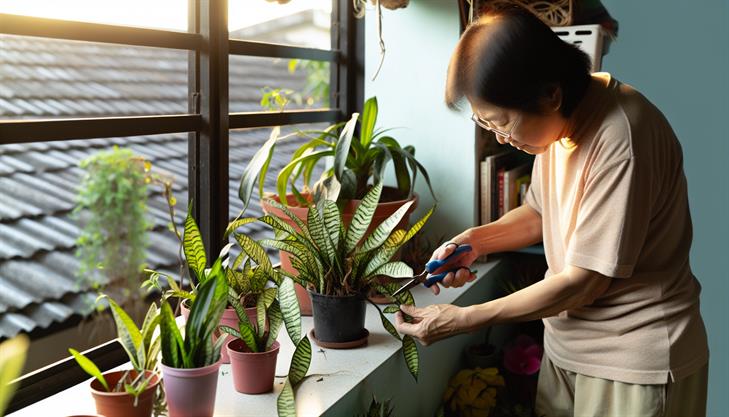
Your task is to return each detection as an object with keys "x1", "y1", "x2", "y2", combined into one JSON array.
[
  {"x1": 259, "y1": 182, "x2": 432, "y2": 380},
  {"x1": 239, "y1": 96, "x2": 436, "y2": 314},
  {"x1": 0, "y1": 334, "x2": 29, "y2": 416},
  {"x1": 74, "y1": 146, "x2": 151, "y2": 300},
  {"x1": 68, "y1": 297, "x2": 161, "y2": 417},
  {"x1": 157, "y1": 263, "x2": 228, "y2": 417}
]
